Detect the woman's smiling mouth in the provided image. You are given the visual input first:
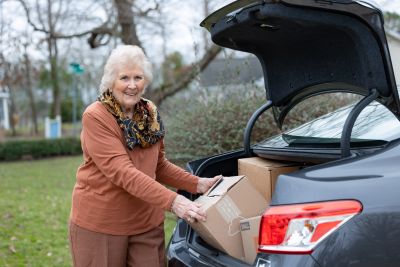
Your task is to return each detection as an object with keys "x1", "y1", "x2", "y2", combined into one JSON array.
[{"x1": 124, "y1": 91, "x2": 138, "y2": 96}]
